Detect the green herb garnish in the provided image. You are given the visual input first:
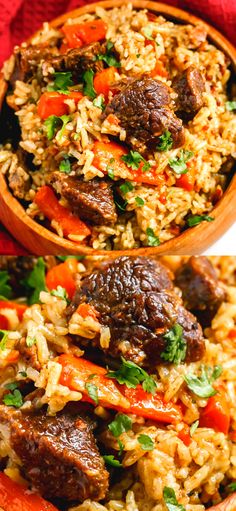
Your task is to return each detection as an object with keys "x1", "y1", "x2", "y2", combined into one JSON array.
[
  {"x1": 83, "y1": 69, "x2": 96, "y2": 99},
  {"x1": 0, "y1": 330, "x2": 9, "y2": 351},
  {"x1": 156, "y1": 130, "x2": 173, "y2": 152},
  {"x1": 103, "y1": 455, "x2": 122, "y2": 467},
  {"x1": 184, "y1": 365, "x2": 222, "y2": 398},
  {"x1": 227, "y1": 482, "x2": 236, "y2": 492},
  {"x1": 59, "y1": 156, "x2": 71, "y2": 174},
  {"x1": 187, "y1": 215, "x2": 214, "y2": 227},
  {"x1": 226, "y1": 101, "x2": 236, "y2": 111},
  {"x1": 143, "y1": 26, "x2": 160, "y2": 46},
  {"x1": 138, "y1": 434, "x2": 154, "y2": 451},
  {"x1": 51, "y1": 285, "x2": 69, "y2": 302},
  {"x1": 190, "y1": 420, "x2": 199, "y2": 437},
  {"x1": 44, "y1": 114, "x2": 71, "y2": 141},
  {"x1": 48, "y1": 71, "x2": 73, "y2": 94},
  {"x1": 85, "y1": 381, "x2": 99, "y2": 405},
  {"x1": 118, "y1": 439, "x2": 124, "y2": 455},
  {"x1": 97, "y1": 41, "x2": 121, "y2": 68},
  {"x1": 26, "y1": 336, "x2": 36, "y2": 348},
  {"x1": 93, "y1": 96, "x2": 105, "y2": 110},
  {"x1": 108, "y1": 413, "x2": 132, "y2": 438},
  {"x1": 169, "y1": 150, "x2": 193, "y2": 174},
  {"x1": 0, "y1": 271, "x2": 12, "y2": 300},
  {"x1": 135, "y1": 196, "x2": 145, "y2": 207},
  {"x1": 161, "y1": 324, "x2": 187, "y2": 365},
  {"x1": 146, "y1": 227, "x2": 160, "y2": 247},
  {"x1": 120, "y1": 181, "x2": 134, "y2": 194},
  {"x1": 3, "y1": 389, "x2": 23, "y2": 408},
  {"x1": 5, "y1": 382, "x2": 18, "y2": 391},
  {"x1": 107, "y1": 357, "x2": 157, "y2": 394},
  {"x1": 163, "y1": 487, "x2": 186, "y2": 511},
  {"x1": 121, "y1": 151, "x2": 151, "y2": 172},
  {"x1": 22, "y1": 257, "x2": 47, "y2": 305}
]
